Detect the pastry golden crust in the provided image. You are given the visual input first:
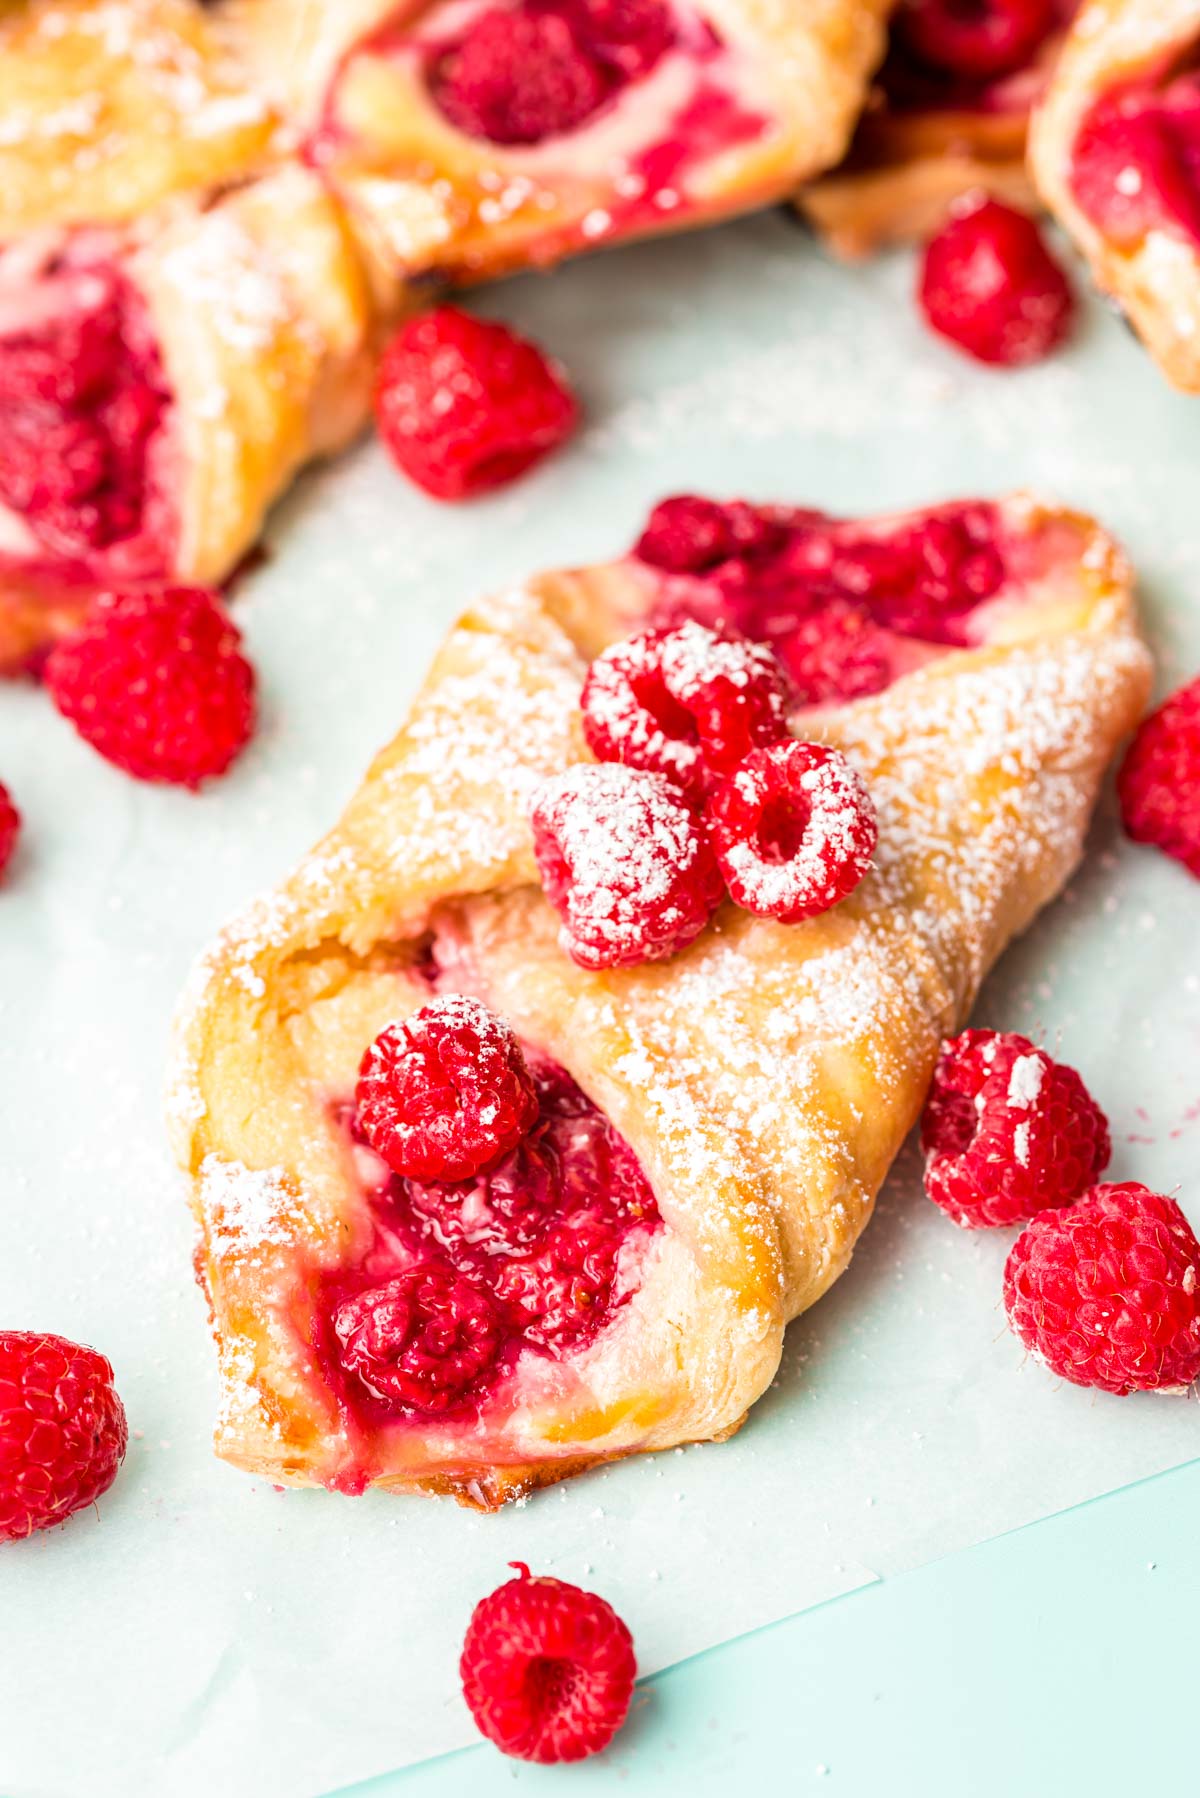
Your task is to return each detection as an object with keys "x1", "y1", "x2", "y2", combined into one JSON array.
[
  {"x1": 798, "y1": 20, "x2": 1071, "y2": 257},
  {"x1": 1030, "y1": 0, "x2": 1200, "y2": 391},
  {"x1": 226, "y1": 0, "x2": 892, "y2": 287},
  {"x1": 0, "y1": 166, "x2": 380, "y2": 672},
  {"x1": 0, "y1": 0, "x2": 280, "y2": 240},
  {"x1": 169, "y1": 493, "x2": 1150, "y2": 1508}
]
